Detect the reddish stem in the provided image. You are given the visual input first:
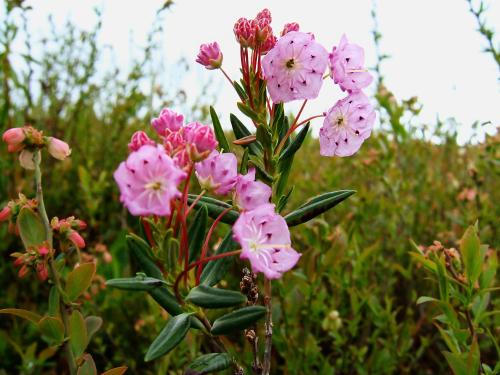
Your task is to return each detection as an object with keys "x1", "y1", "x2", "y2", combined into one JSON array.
[
  {"x1": 173, "y1": 249, "x2": 242, "y2": 302},
  {"x1": 274, "y1": 100, "x2": 308, "y2": 156},
  {"x1": 196, "y1": 207, "x2": 233, "y2": 284},
  {"x1": 141, "y1": 218, "x2": 155, "y2": 247},
  {"x1": 176, "y1": 164, "x2": 194, "y2": 265},
  {"x1": 220, "y1": 67, "x2": 234, "y2": 87},
  {"x1": 185, "y1": 190, "x2": 206, "y2": 217}
]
